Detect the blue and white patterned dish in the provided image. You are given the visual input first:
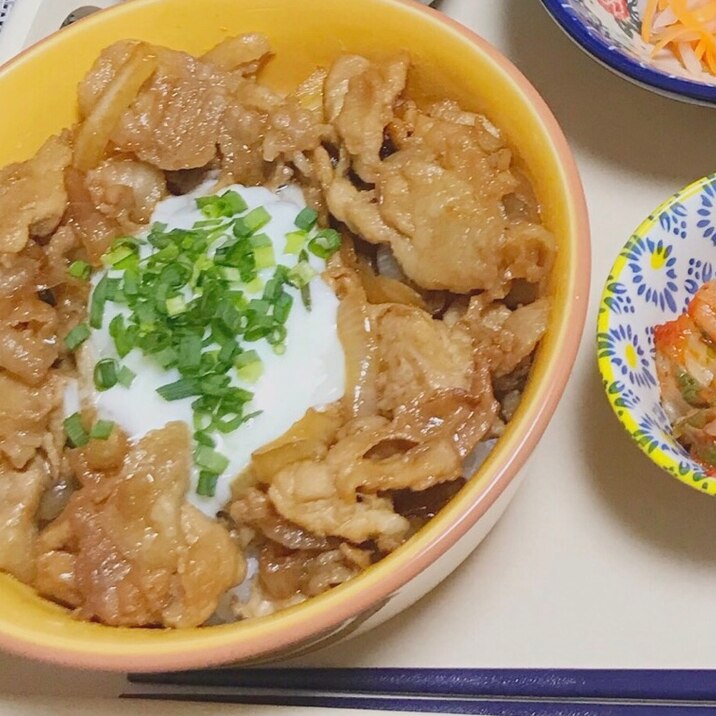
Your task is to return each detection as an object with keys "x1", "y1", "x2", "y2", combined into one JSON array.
[
  {"x1": 541, "y1": 0, "x2": 716, "y2": 105},
  {"x1": 598, "y1": 174, "x2": 716, "y2": 495}
]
